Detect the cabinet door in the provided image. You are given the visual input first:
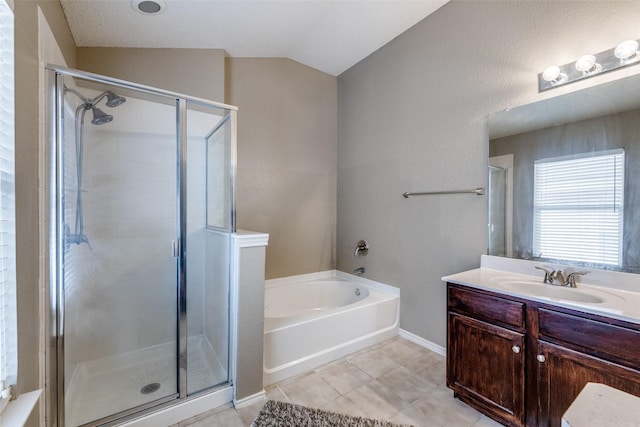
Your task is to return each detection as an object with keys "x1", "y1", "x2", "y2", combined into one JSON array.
[
  {"x1": 536, "y1": 341, "x2": 640, "y2": 427},
  {"x1": 448, "y1": 313, "x2": 525, "y2": 426}
]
